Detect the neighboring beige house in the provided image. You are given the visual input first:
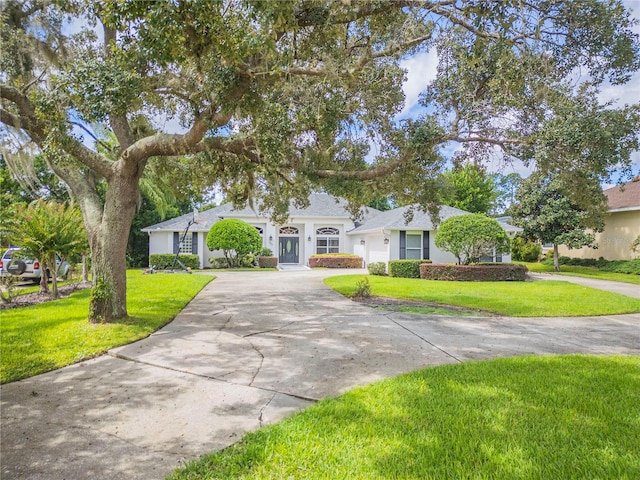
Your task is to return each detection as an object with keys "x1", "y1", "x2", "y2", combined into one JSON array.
[{"x1": 557, "y1": 177, "x2": 640, "y2": 260}]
